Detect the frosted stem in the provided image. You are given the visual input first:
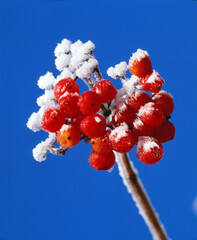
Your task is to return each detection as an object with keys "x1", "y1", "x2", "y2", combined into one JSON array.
[{"x1": 115, "y1": 152, "x2": 169, "y2": 240}]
